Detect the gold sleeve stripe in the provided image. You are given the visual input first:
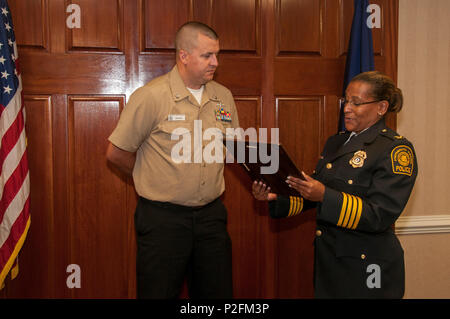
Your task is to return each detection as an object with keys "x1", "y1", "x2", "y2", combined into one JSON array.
[
  {"x1": 342, "y1": 195, "x2": 354, "y2": 228},
  {"x1": 337, "y1": 193, "x2": 363, "y2": 229},
  {"x1": 293, "y1": 197, "x2": 303, "y2": 217},
  {"x1": 288, "y1": 196, "x2": 294, "y2": 217},
  {"x1": 346, "y1": 195, "x2": 359, "y2": 228},
  {"x1": 337, "y1": 193, "x2": 348, "y2": 227},
  {"x1": 291, "y1": 196, "x2": 298, "y2": 217},
  {"x1": 298, "y1": 197, "x2": 304, "y2": 215},
  {"x1": 290, "y1": 196, "x2": 296, "y2": 217},
  {"x1": 351, "y1": 197, "x2": 363, "y2": 230},
  {"x1": 288, "y1": 196, "x2": 303, "y2": 217}
]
